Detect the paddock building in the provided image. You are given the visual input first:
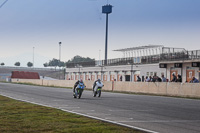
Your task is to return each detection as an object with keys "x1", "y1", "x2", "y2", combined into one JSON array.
[{"x1": 65, "y1": 45, "x2": 200, "y2": 82}]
